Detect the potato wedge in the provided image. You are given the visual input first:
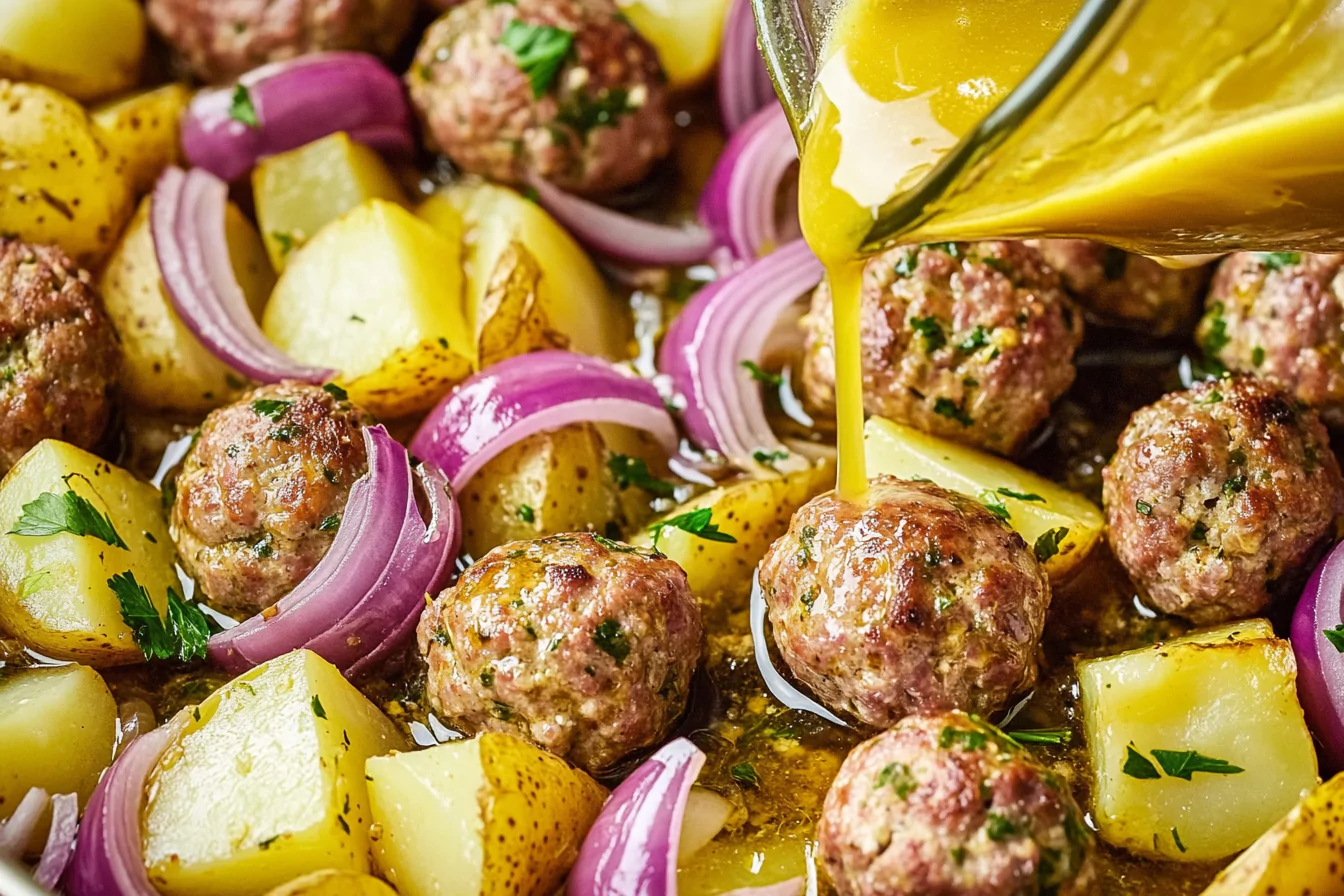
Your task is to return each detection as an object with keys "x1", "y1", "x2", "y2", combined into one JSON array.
[
  {"x1": 864, "y1": 416, "x2": 1102, "y2": 580},
  {"x1": 0, "y1": 440, "x2": 178, "y2": 665},
  {"x1": 366, "y1": 732, "x2": 607, "y2": 896},
  {"x1": 418, "y1": 183, "x2": 626, "y2": 360},
  {"x1": 618, "y1": 0, "x2": 729, "y2": 90},
  {"x1": 143, "y1": 650, "x2": 408, "y2": 896},
  {"x1": 0, "y1": 0, "x2": 145, "y2": 101},
  {"x1": 1200, "y1": 772, "x2": 1344, "y2": 896},
  {"x1": 1078, "y1": 620, "x2": 1319, "y2": 861},
  {"x1": 253, "y1": 133, "x2": 407, "y2": 271},
  {"x1": 99, "y1": 196, "x2": 275, "y2": 413},
  {"x1": 263, "y1": 200, "x2": 474, "y2": 419},
  {"x1": 0, "y1": 80, "x2": 134, "y2": 265},
  {"x1": 92, "y1": 83, "x2": 190, "y2": 195},
  {"x1": 264, "y1": 871, "x2": 397, "y2": 896}
]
